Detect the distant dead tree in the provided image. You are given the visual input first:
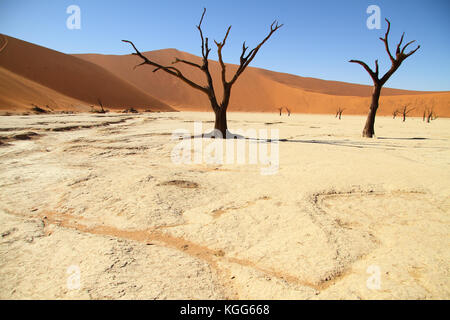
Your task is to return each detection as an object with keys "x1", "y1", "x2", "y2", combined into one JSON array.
[
  {"x1": 392, "y1": 109, "x2": 399, "y2": 119},
  {"x1": 285, "y1": 107, "x2": 291, "y2": 116},
  {"x1": 349, "y1": 19, "x2": 420, "y2": 137},
  {"x1": 335, "y1": 107, "x2": 345, "y2": 120},
  {"x1": 277, "y1": 107, "x2": 283, "y2": 116},
  {"x1": 123, "y1": 8, "x2": 282, "y2": 137},
  {"x1": 90, "y1": 99, "x2": 108, "y2": 113},
  {"x1": 422, "y1": 109, "x2": 426, "y2": 122},
  {"x1": 401, "y1": 105, "x2": 415, "y2": 122},
  {"x1": 425, "y1": 108, "x2": 436, "y2": 123},
  {"x1": 97, "y1": 98, "x2": 106, "y2": 113}
]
